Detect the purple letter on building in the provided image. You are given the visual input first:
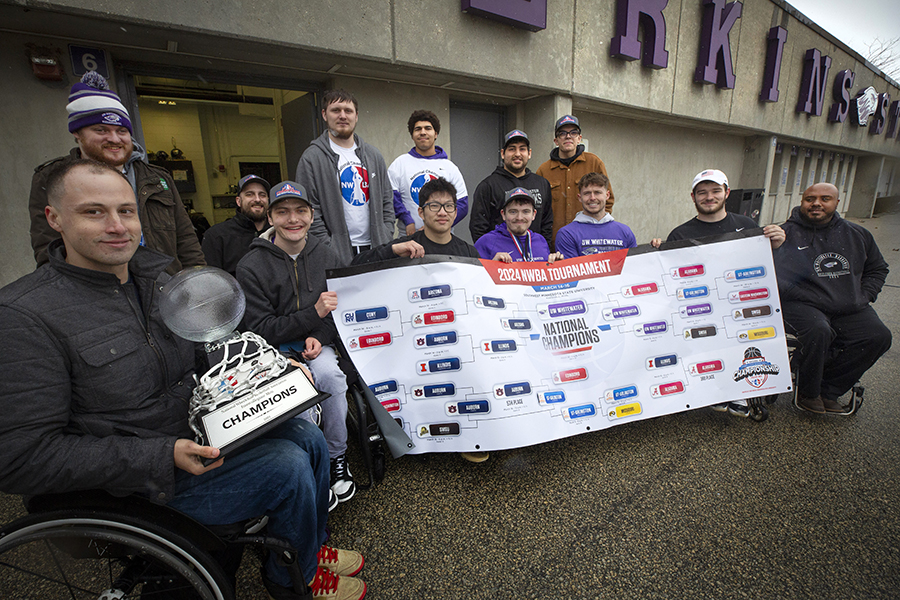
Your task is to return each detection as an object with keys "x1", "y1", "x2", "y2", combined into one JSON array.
[
  {"x1": 828, "y1": 69, "x2": 855, "y2": 123},
  {"x1": 759, "y1": 26, "x2": 787, "y2": 102},
  {"x1": 869, "y1": 93, "x2": 890, "y2": 135},
  {"x1": 610, "y1": 0, "x2": 669, "y2": 69},
  {"x1": 886, "y1": 101, "x2": 900, "y2": 139},
  {"x1": 461, "y1": 0, "x2": 547, "y2": 32},
  {"x1": 694, "y1": 0, "x2": 743, "y2": 89},
  {"x1": 795, "y1": 48, "x2": 831, "y2": 116}
]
